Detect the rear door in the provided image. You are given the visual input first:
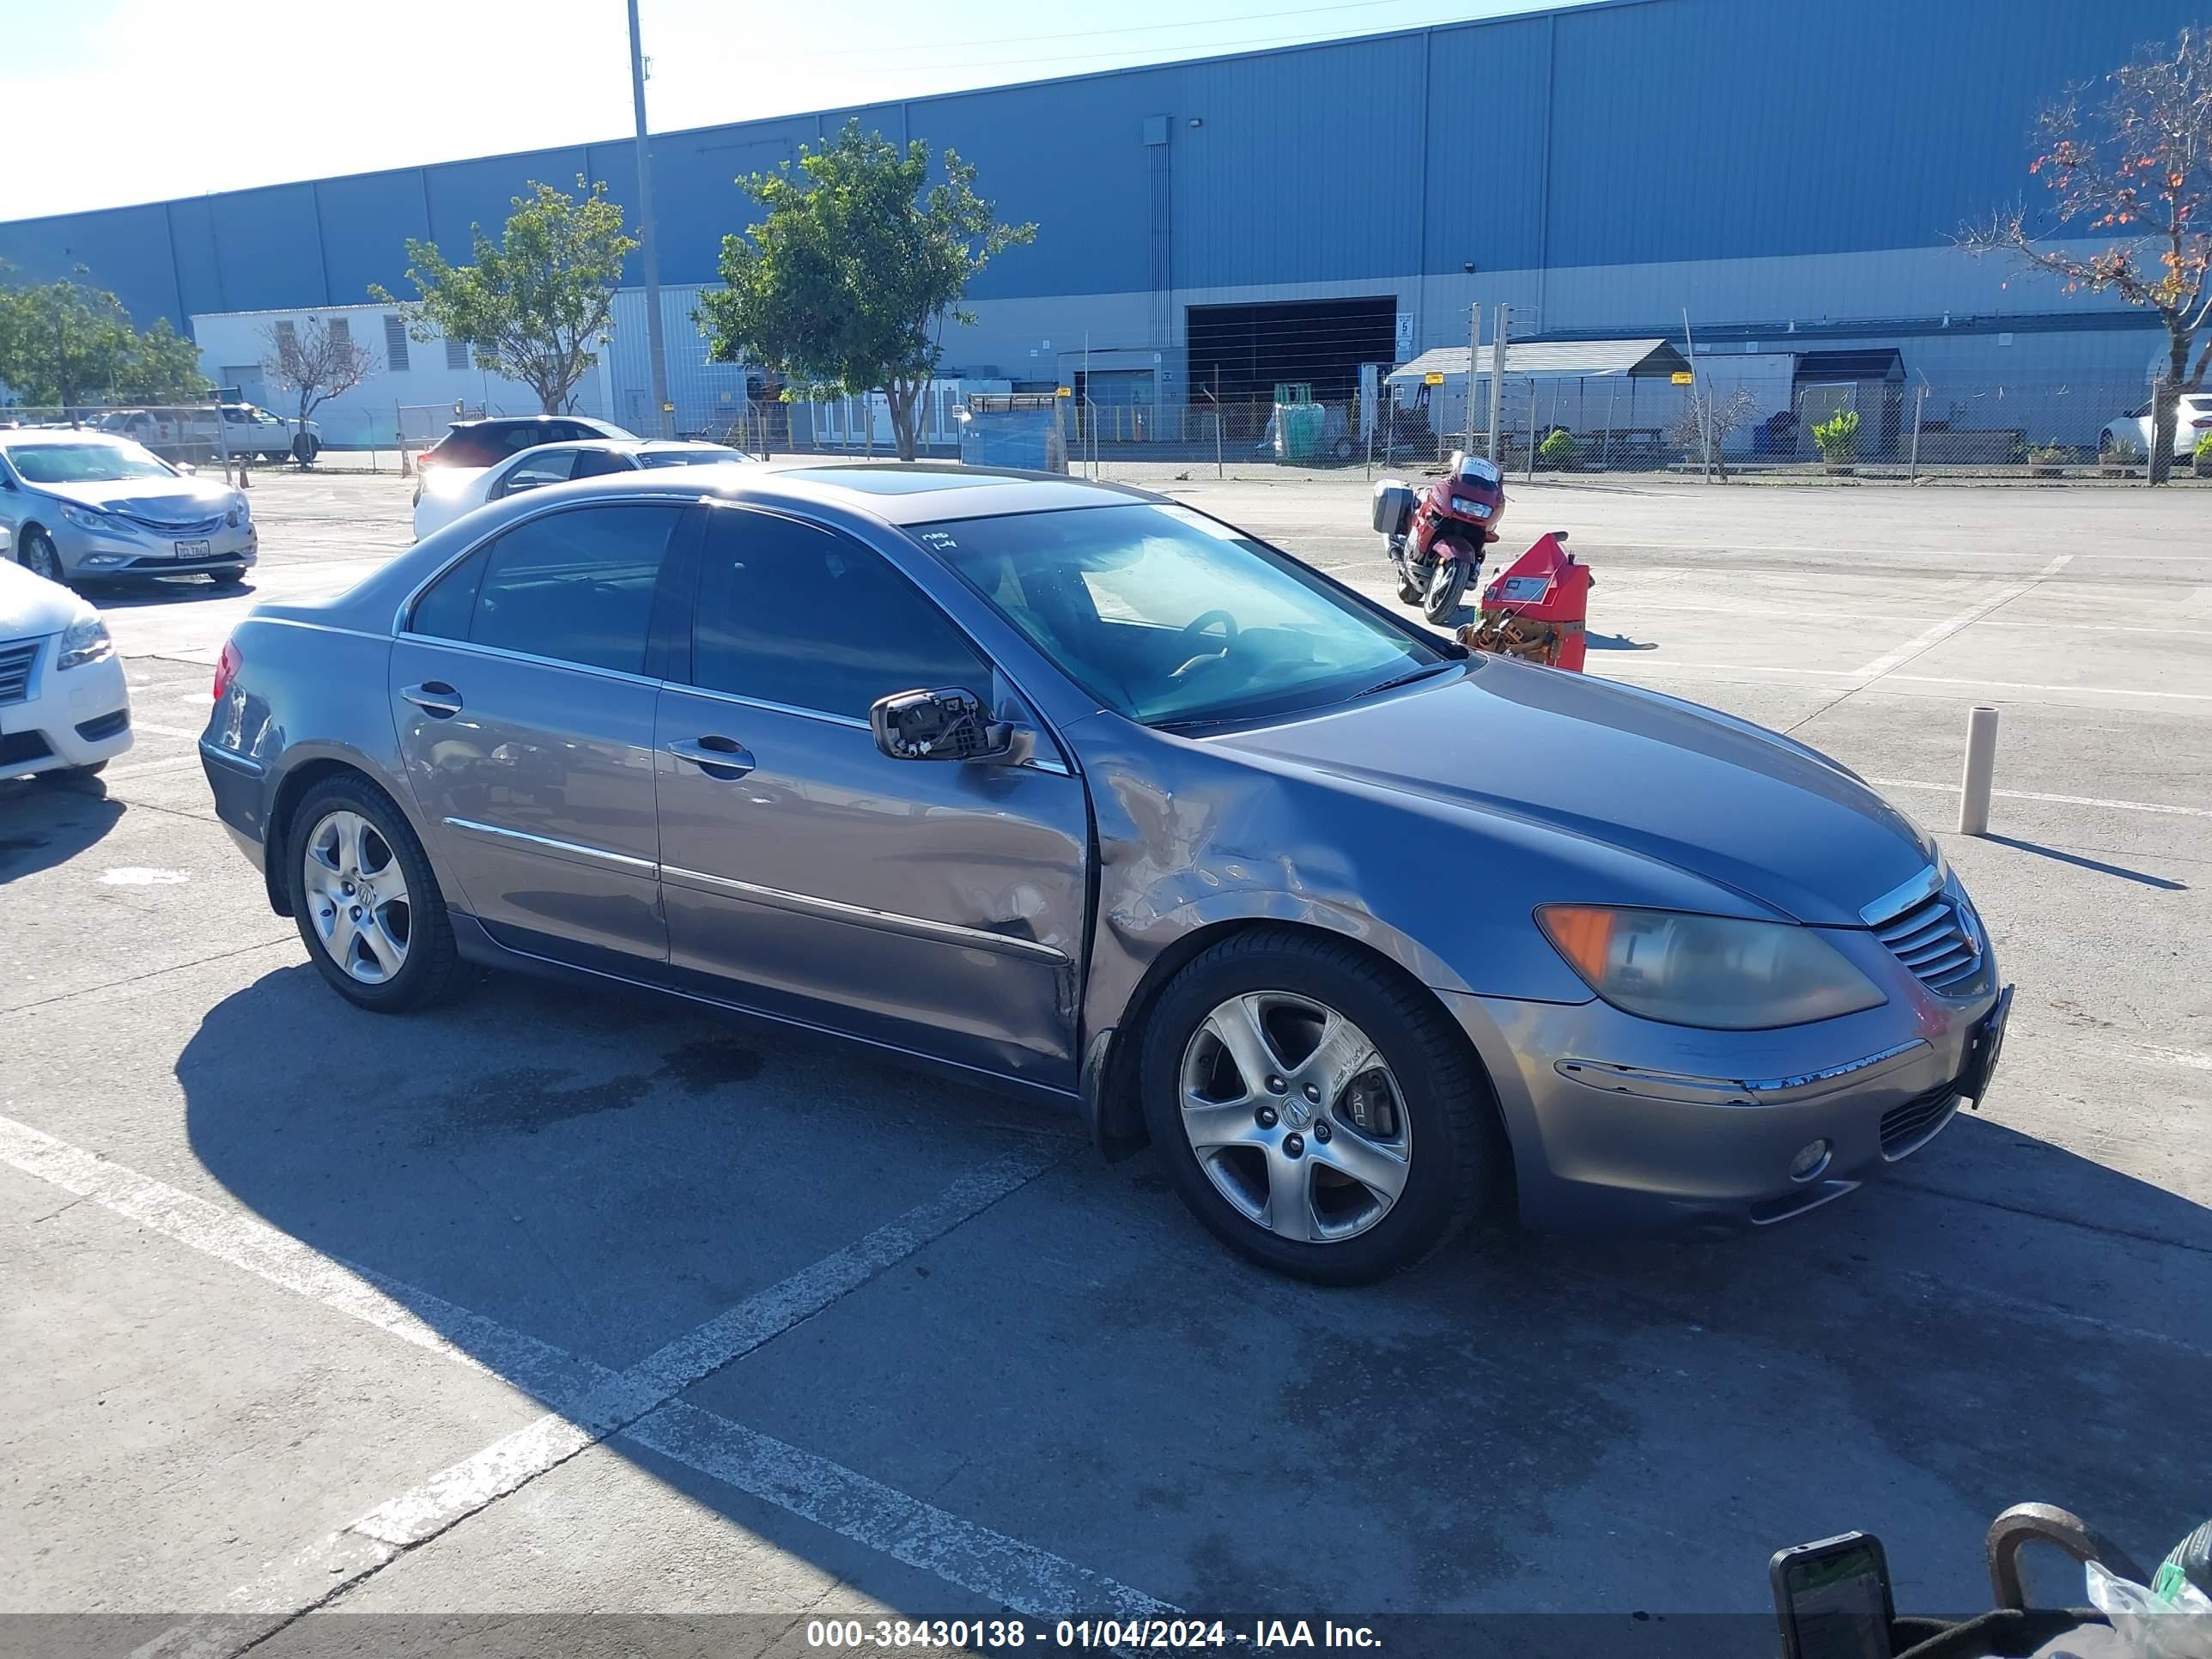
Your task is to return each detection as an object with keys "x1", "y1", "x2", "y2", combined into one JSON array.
[
  {"x1": 653, "y1": 505, "x2": 1091, "y2": 1087},
  {"x1": 392, "y1": 501, "x2": 693, "y2": 966}
]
